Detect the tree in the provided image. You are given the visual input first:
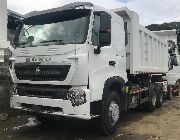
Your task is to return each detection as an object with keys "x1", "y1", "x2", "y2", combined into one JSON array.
[{"x1": 146, "y1": 22, "x2": 180, "y2": 31}]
